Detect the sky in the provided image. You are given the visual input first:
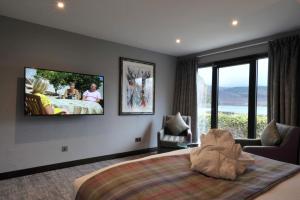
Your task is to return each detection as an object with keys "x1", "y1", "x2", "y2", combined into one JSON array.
[
  {"x1": 25, "y1": 68, "x2": 57, "y2": 93},
  {"x1": 198, "y1": 58, "x2": 268, "y2": 87},
  {"x1": 25, "y1": 67, "x2": 36, "y2": 79}
]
